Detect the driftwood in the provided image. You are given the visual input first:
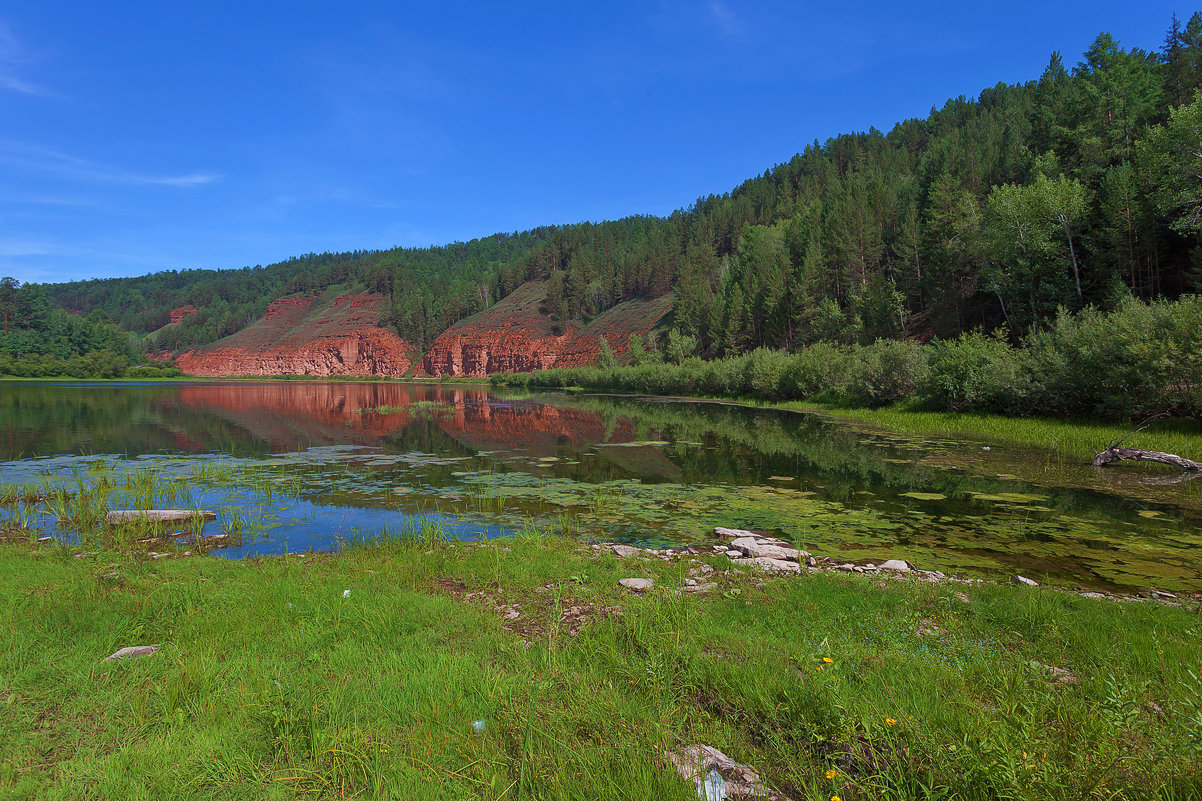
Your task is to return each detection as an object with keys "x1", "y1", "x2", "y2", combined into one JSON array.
[
  {"x1": 1091, "y1": 414, "x2": 1201, "y2": 471},
  {"x1": 105, "y1": 509, "x2": 217, "y2": 525},
  {"x1": 1092, "y1": 447, "x2": 1202, "y2": 471}
]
